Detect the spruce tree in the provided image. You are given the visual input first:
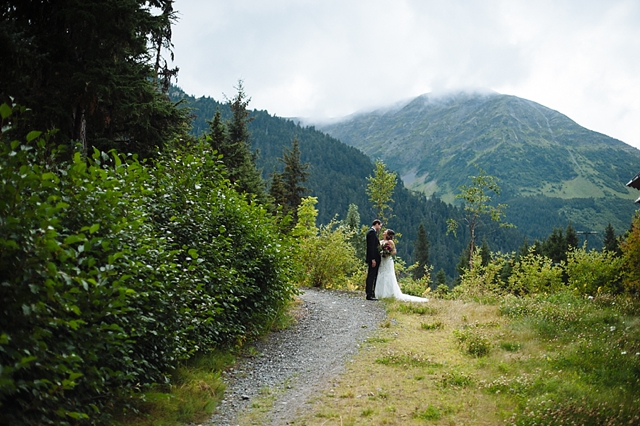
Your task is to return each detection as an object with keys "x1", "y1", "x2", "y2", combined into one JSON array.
[
  {"x1": 603, "y1": 223, "x2": 621, "y2": 255},
  {"x1": 479, "y1": 238, "x2": 491, "y2": 267},
  {"x1": 269, "y1": 169, "x2": 287, "y2": 210},
  {"x1": 280, "y1": 137, "x2": 309, "y2": 215},
  {"x1": 456, "y1": 246, "x2": 471, "y2": 280},
  {"x1": 346, "y1": 204, "x2": 361, "y2": 231},
  {"x1": 413, "y1": 223, "x2": 430, "y2": 279},
  {"x1": 207, "y1": 108, "x2": 227, "y2": 154},
  {"x1": 542, "y1": 228, "x2": 566, "y2": 264},
  {"x1": 220, "y1": 81, "x2": 267, "y2": 203},
  {"x1": 566, "y1": 222, "x2": 579, "y2": 250}
]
